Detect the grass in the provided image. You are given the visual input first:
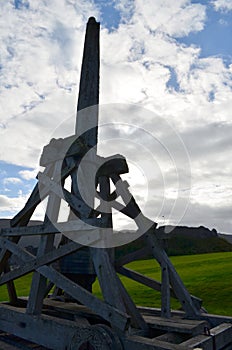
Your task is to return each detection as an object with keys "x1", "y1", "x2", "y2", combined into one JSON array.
[{"x1": 1, "y1": 252, "x2": 232, "y2": 316}]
